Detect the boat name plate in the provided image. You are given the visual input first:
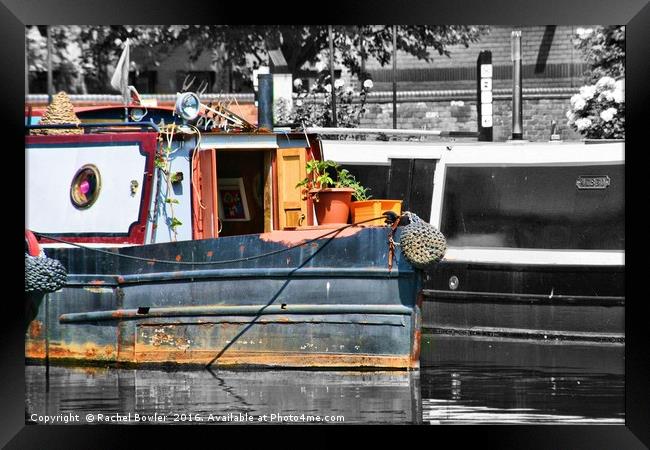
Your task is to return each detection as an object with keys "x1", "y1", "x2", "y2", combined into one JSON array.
[{"x1": 576, "y1": 175, "x2": 610, "y2": 190}]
